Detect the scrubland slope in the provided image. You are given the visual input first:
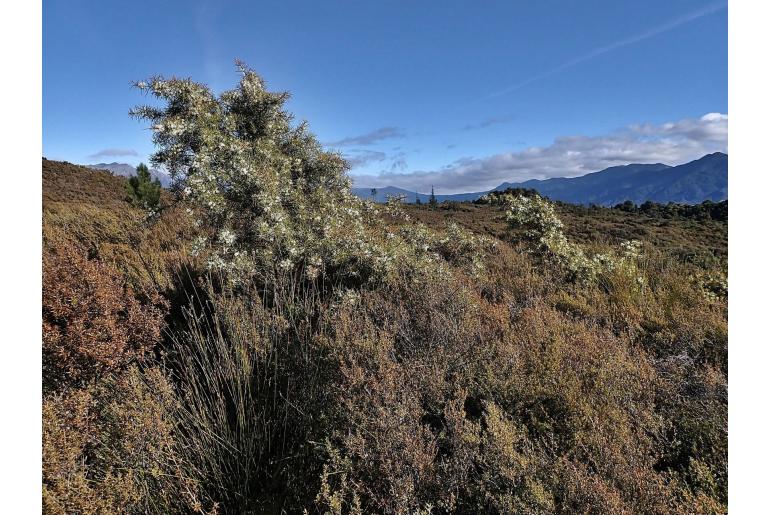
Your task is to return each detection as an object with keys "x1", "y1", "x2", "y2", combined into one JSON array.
[{"x1": 42, "y1": 68, "x2": 727, "y2": 514}]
